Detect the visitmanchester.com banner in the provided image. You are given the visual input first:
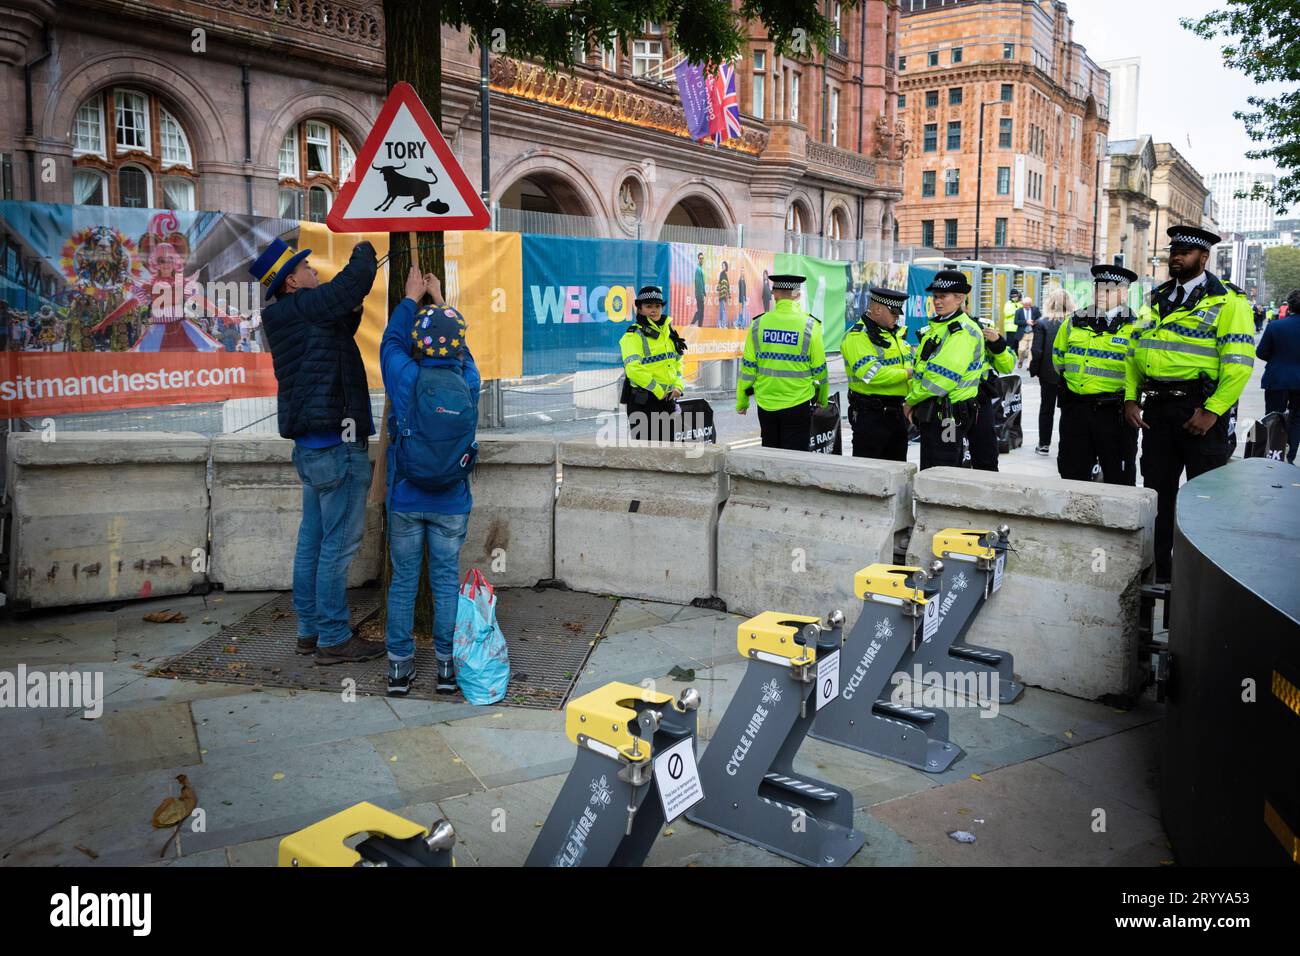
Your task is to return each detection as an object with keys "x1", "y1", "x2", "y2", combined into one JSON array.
[
  {"x1": 1, "y1": 200, "x2": 904, "y2": 417},
  {"x1": 0, "y1": 202, "x2": 523, "y2": 418}
]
